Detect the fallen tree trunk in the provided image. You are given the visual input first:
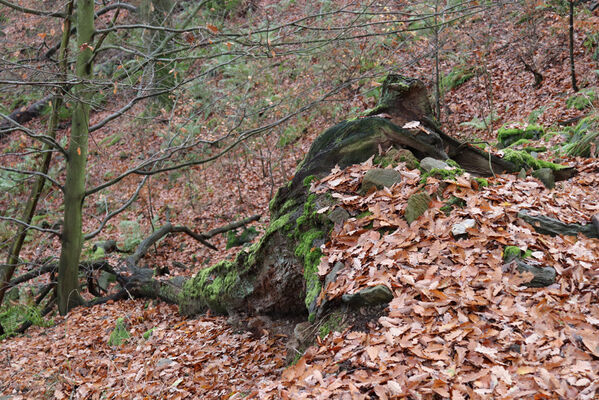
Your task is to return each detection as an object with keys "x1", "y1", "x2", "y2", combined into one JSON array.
[
  {"x1": 91, "y1": 75, "x2": 581, "y2": 323},
  {"x1": 0, "y1": 95, "x2": 52, "y2": 136},
  {"x1": 5, "y1": 75, "x2": 583, "y2": 336}
]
